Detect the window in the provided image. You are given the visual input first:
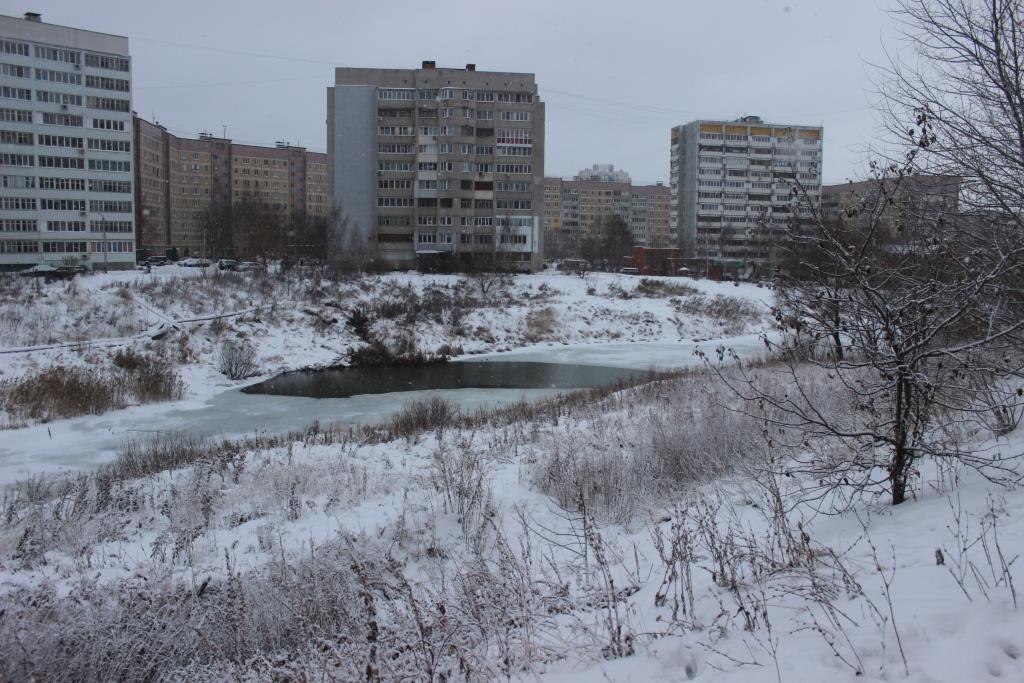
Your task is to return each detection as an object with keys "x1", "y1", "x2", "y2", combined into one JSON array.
[
  {"x1": 1, "y1": 219, "x2": 36, "y2": 232},
  {"x1": 378, "y1": 143, "x2": 413, "y2": 154},
  {"x1": 476, "y1": 110, "x2": 495, "y2": 120},
  {"x1": 377, "y1": 215, "x2": 410, "y2": 226},
  {"x1": 500, "y1": 234, "x2": 528, "y2": 244},
  {"x1": 377, "y1": 197, "x2": 413, "y2": 207},
  {"x1": 475, "y1": 233, "x2": 494, "y2": 243},
  {"x1": 92, "y1": 118, "x2": 125, "y2": 131},
  {"x1": 378, "y1": 88, "x2": 415, "y2": 100},
  {"x1": 496, "y1": 129, "x2": 532, "y2": 144},
  {"x1": 84, "y1": 53, "x2": 130, "y2": 71},
  {"x1": 34, "y1": 67, "x2": 80, "y2": 84},
  {"x1": 1, "y1": 86, "x2": 31, "y2": 101},
  {"x1": 378, "y1": 178, "x2": 412, "y2": 189},
  {"x1": 1, "y1": 63, "x2": 30, "y2": 78},
  {"x1": 46, "y1": 221, "x2": 86, "y2": 232},
  {"x1": 496, "y1": 199, "x2": 532, "y2": 210},
  {"x1": 85, "y1": 75, "x2": 130, "y2": 92},
  {"x1": 34, "y1": 46, "x2": 80, "y2": 64},
  {"x1": 87, "y1": 159, "x2": 130, "y2": 172},
  {"x1": 40, "y1": 177, "x2": 85, "y2": 191},
  {"x1": 495, "y1": 163, "x2": 532, "y2": 174},
  {"x1": 0, "y1": 196, "x2": 36, "y2": 210},
  {"x1": 496, "y1": 92, "x2": 533, "y2": 103},
  {"x1": 378, "y1": 160, "x2": 413, "y2": 172},
  {"x1": 0, "y1": 239, "x2": 39, "y2": 253},
  {"x1": 500, "y1": 110, "x2": 530, "y2": 121},
  {"x1": 1, "y1": 153, "x2": 33, "y2": 166},
  {"x1": 90, "y1": 240, "x2": 133, "y2": 253},
  {"x1": 87, "y1": 138, "x2": 131, "y2": 152},
  {"x1": 0, "y1": 130, "x2": 32, "y2": 145},
  {"x1": 40, "y1": 198, "x2": 86, "y2": 211},
  {"x1": 88, "y1": 179, "x2": 131, "y2": 193},
  {"x1": 90, "y1": 220, "x2": 133, "y2": 233},
  {"x1": 89, "y1": 200, "x2": 132, "y2": 213},
  {"x1": 86, "y1": 96, "x2": 130, "y2": 112},
  {"x1": 39, "y1": 156, "x2": 84, "y2": 169},
  {"x1": 496, "y1": 145, "x2": 532, "y2": 156},
  {"x1": 1, "y1": 40, "x2": 29, "y2": 57},
  {"x1": 40, "y1": 112, "x2": 82, "y2": 127},
  {"x1": 36, "y1": 90, "x2": 82, "y2": 106},
  {"x1": 0, "y1": 108, "x2": 31, "y2": 123},
  {"x1": 1, "y1": 174, "x2": 35, "y2": 189},
  {"x1": 475, "y1": 145, "x2": 494, "y2": 155},
  {"x1": 38, "y1": 134, "x2": 82, "y2": 148},
  {"x1": 495, "y1": 180, "x2": 531, "y2": 192}
]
